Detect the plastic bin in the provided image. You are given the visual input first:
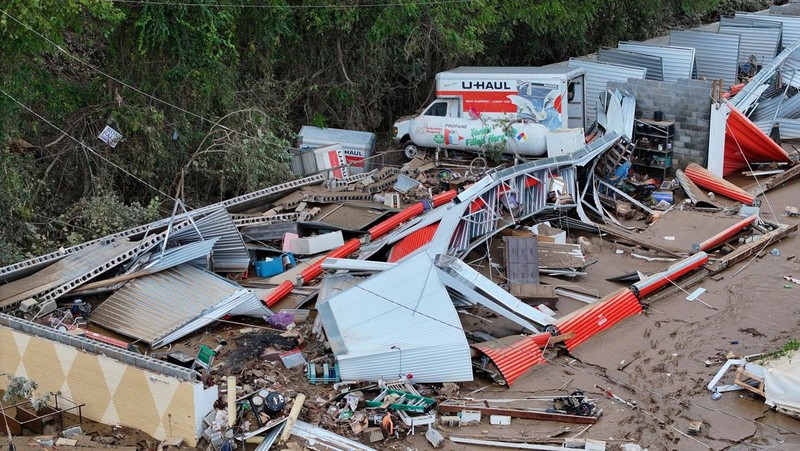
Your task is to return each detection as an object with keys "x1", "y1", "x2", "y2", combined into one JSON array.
[{"x1": 254, "y1": 253, "x2": 296, "y2": 277}]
